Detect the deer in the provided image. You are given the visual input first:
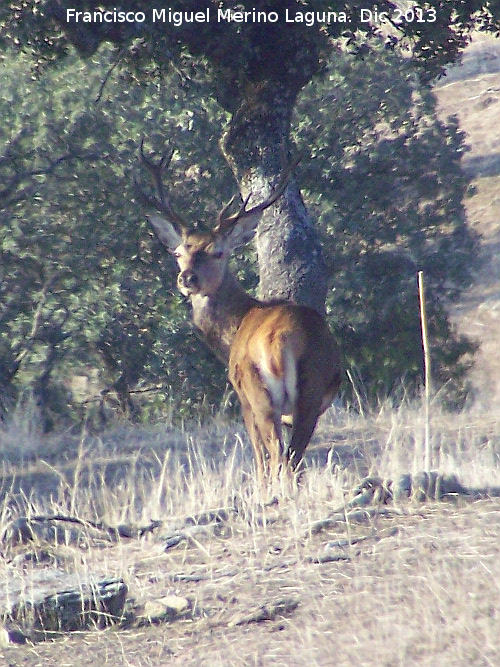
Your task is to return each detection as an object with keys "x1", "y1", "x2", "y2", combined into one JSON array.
[{"x1": 138, "y1": 141, "x2": 342, "y2": 486}]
